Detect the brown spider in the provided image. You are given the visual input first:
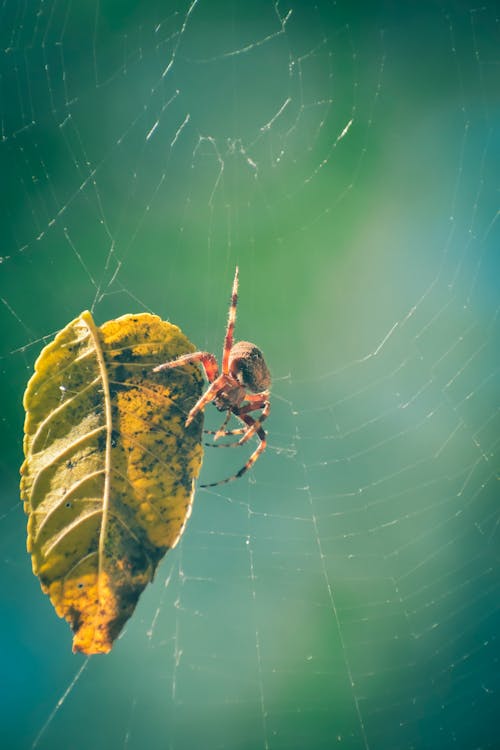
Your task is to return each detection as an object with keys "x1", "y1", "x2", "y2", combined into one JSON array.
[{"x1": 154, "y1": 267, "x2": 271, "y2": 487}]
